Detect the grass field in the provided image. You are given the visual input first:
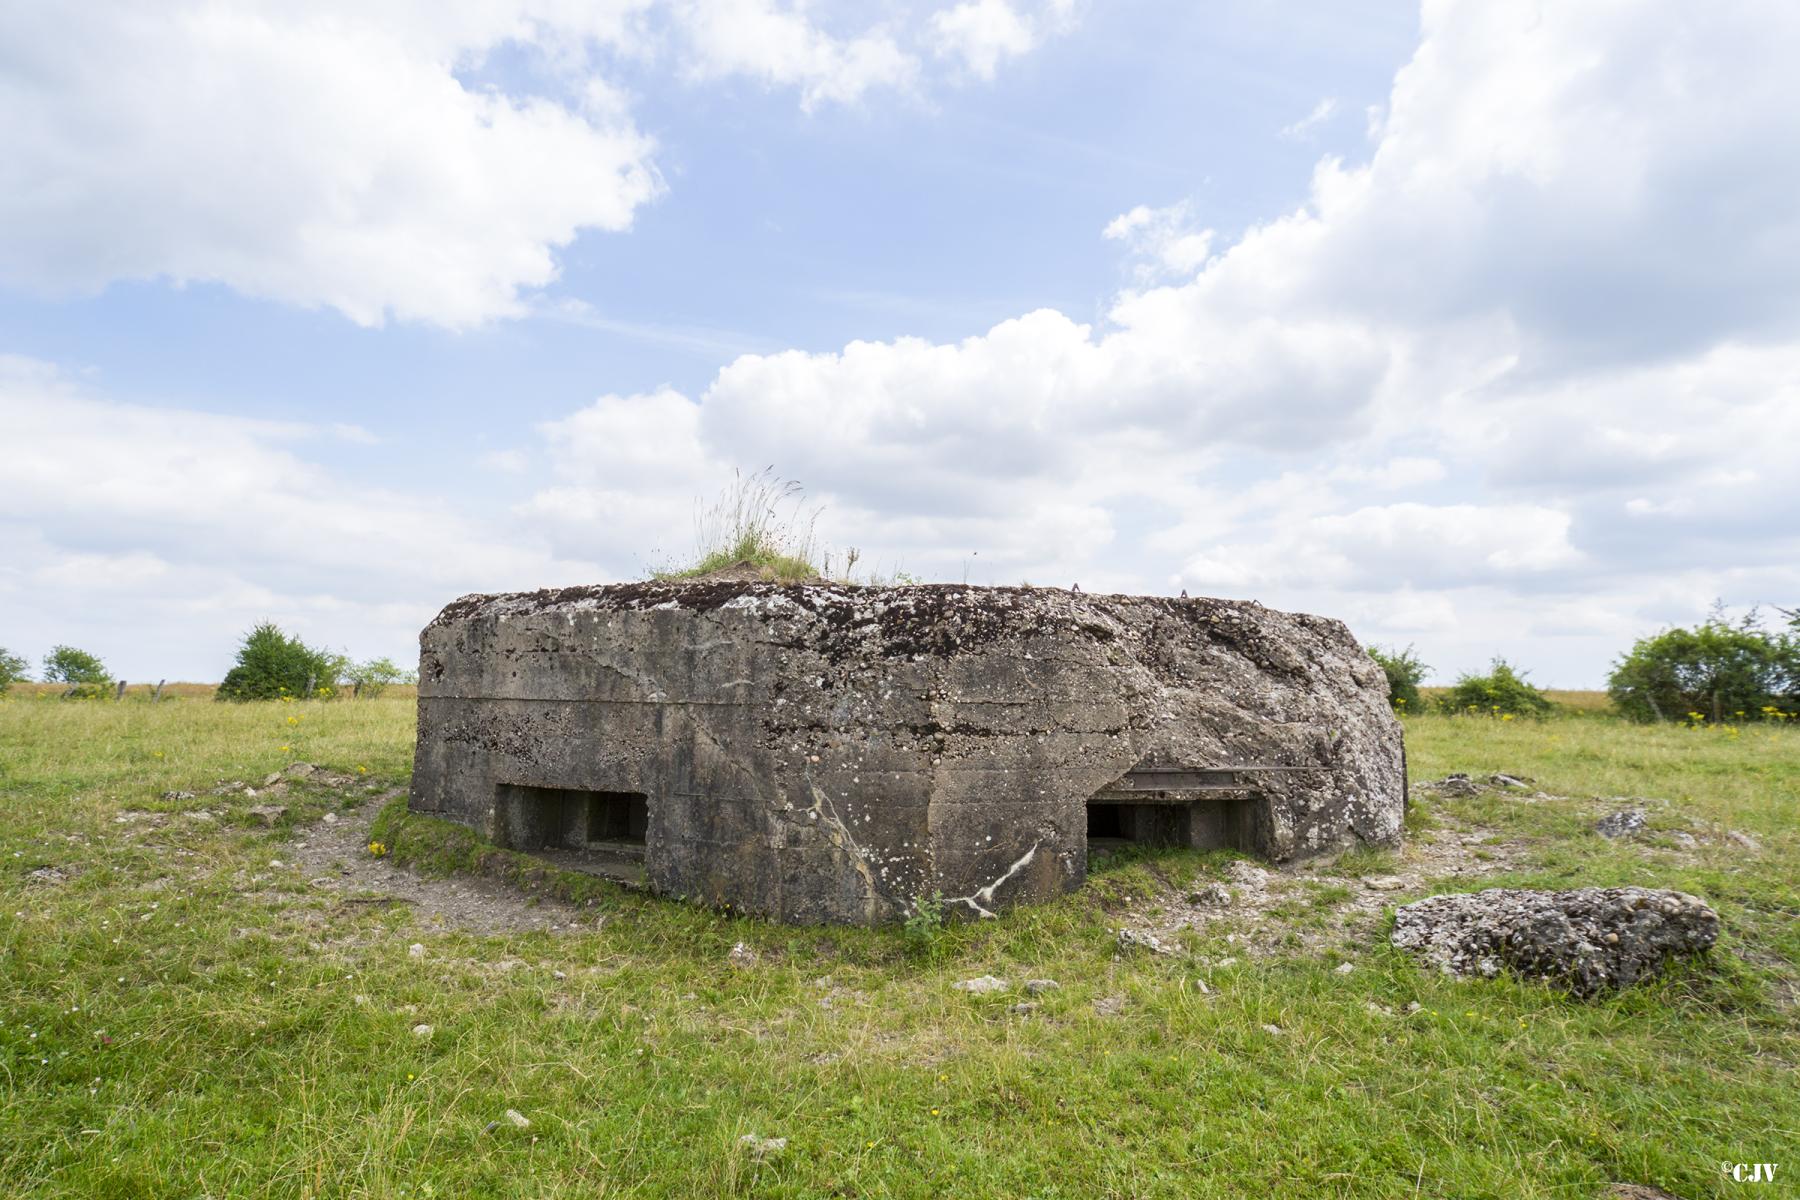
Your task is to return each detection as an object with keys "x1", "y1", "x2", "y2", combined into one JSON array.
[{"x1": 0, "y1": 693, "x2": 1794, "y2": 1198}]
